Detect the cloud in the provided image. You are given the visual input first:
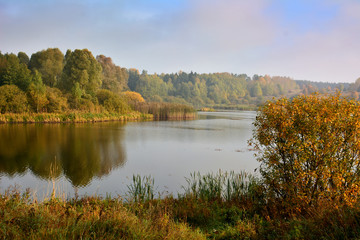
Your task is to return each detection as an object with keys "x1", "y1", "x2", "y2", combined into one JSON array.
[
  {"x1": 258, "y1": 0, "x2": 360, "y2": 82},
  {"x1": 0, "y1": 0, "x2": 359, "y2": 82},
  {"x1": 124, "y1": 0, "x2": 278, "y2": 73}
]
